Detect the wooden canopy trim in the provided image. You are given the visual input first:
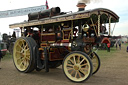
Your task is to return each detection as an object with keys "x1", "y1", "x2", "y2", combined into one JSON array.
[{"x1": 9, "y1": 8, "x2": 119, "y2": 28}]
